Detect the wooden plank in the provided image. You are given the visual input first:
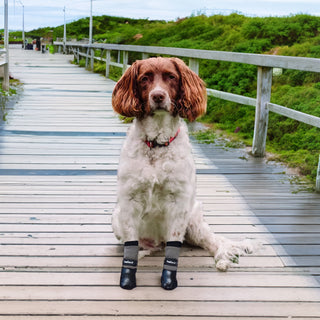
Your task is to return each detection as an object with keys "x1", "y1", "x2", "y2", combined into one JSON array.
[
  {"x1": 0, "y1": 271, "x2": 317, "y2": 287},
  {"x1": 1, "y1": 286, "x2": 320, "y2": 302},
  {"x1": 0, "y1": 317, "x2": 316, "y2": 320},
  {"x1": 0, "y1": 163, "x2": 118, "y2": 170},
  {"x1": 1, "y1": 300, "x2": 320, "y2": 317},
  {"x1": 2, "y1": 125, "x2": 125, "y2": 133},
  {"x1": 0, "y1": 244, "x2": 277, "y2": 257},
  {"x1": 0, "y1": 256, "x2": 283, "y2": 269},
  {"x1": 0, "y1": 214, "x2": 261, "y2": 225},
  {"x1": 0, "y1": 224, "x2": 263, "y2": 233},
  {"x1": 281, "y1": 256, "x2": 320, "y2": 267},
  {"x1": 277, "y1": 244, "x2": 320, "y2": 255}
]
